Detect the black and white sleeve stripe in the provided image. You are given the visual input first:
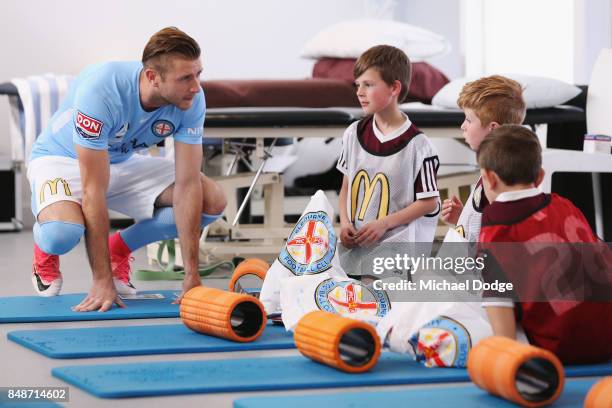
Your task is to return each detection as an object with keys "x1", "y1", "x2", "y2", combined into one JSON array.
[
  {"x1": 415, "y1": 156, "x2": 440, "y2": 199},
  {"x1": 336, "y1": 142, "x2": 348, "y2": 174}
]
